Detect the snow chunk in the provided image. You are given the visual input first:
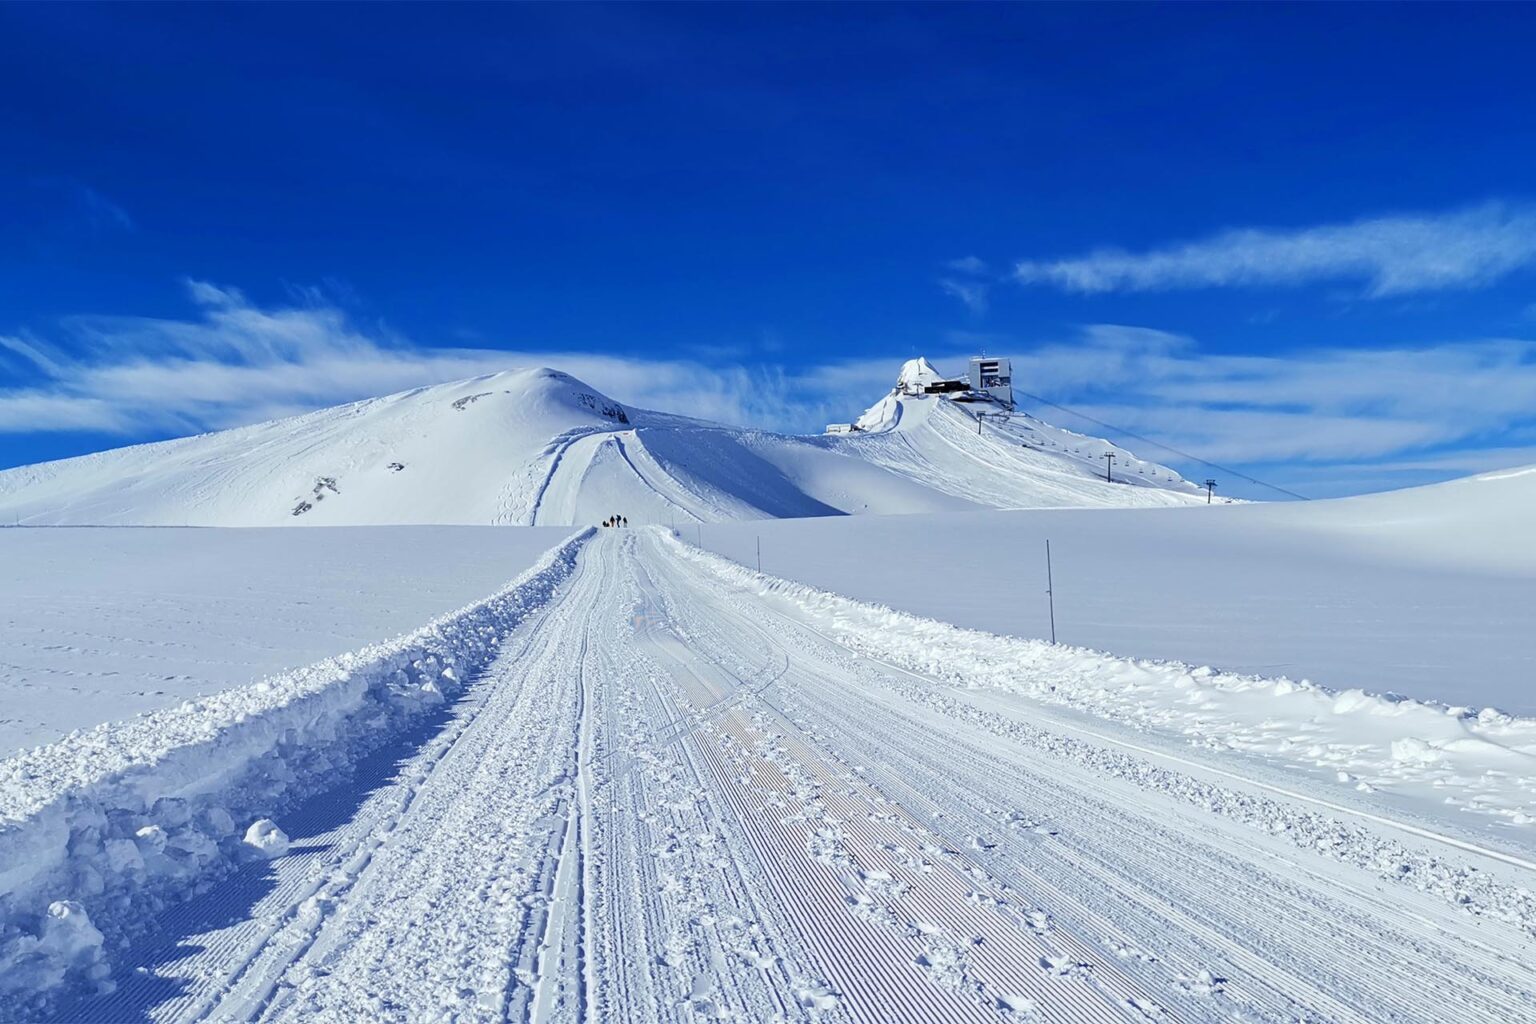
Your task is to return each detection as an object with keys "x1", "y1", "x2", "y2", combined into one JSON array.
[
  {"x1": 0, "y1": 900, "x2": 110, "y2": 998},
  {"x1": 997, "y1": 993, "x2": 1038, "y2": 1018},
  {"x1": 793, "y1": 980, "x2": 841, "y2": 1010},
  {"x1": 1332, "y1": 689, "x2": 1375, "y2": 714},
  {"x1": 43, "y1": 901, "x2": 106, "y2": 970},
  {"x1": 243, "y1": 819, "x2": 290, "y2": 859},
  {"x1": 1391, "y1": 737, "x2": 1443, "y2": 764},
  {"x1": 201, "y1": 806, "x2": 236, "y2": 837},
  {"x1": 133, "y1": 824, "x2": 168, "y2": 854}
]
